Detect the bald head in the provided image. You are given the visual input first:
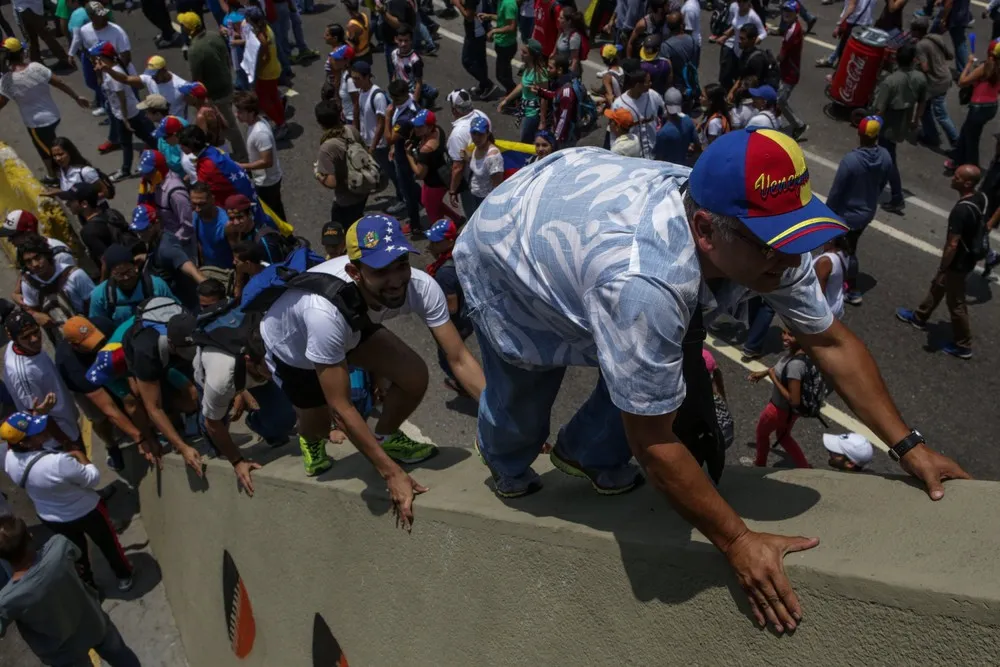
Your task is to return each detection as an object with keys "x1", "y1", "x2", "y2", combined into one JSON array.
[{"x1": 954, "y1": 164, "x2": 982, "y2": 193}]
